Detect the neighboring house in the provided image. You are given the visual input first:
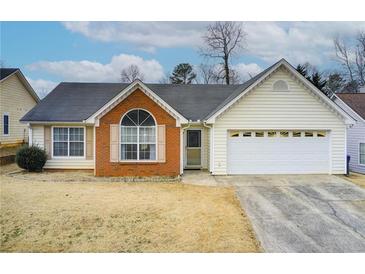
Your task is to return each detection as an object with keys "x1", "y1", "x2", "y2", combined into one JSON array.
[
  {"x1": 333, "y1": 90, "x2": 365, "y2": 174},
  {"x1": 0, "y1": 68, "x2": 40, "y2": 147},
  {"x1": 21, "y1": 59, "x2": 355, "y2": 176}
]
